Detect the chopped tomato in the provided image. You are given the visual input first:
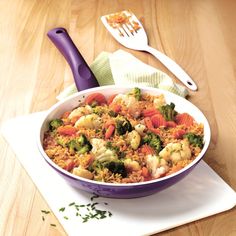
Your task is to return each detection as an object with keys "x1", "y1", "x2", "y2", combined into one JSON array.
[
  {"x1": 140, "y1": 144, "x2": 155, "y2": 155},
  {"x1": 111, "y1": 104, "x2": 122, "y2": 113},
  {"x1": 151, "y1": 114, "x2": 167, "y2": 128},
  {"x1": 150, "y1": 128, "x2": 161, "y2": 135},
  {"x1": 142, "y1": 108, "x2": 160, "y2": 117},
  {"x1": 144, "y1": 117, "x2": 154, "y2": 129},
  {"x1": 63, "y1": 159, "x2": 75, "y2": 171},
  {"x1": 175, "y1": 113, "x2": 194, "y2": 126},
  {"x1": 57, "y1": 125, "x2": 77, "y2": 135},
  {"x1": 173, "y1": 129, "x2": 186, "y2": 139},
  {"x1": 85, "y1": 93, "x2": 107, "y2": 106},
  {"x1": 141, "y1": 167, "x2": 150, "y2": 178},
  {"x1": 166, "y1": 121, "x2": 177, "y2": 128}
]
